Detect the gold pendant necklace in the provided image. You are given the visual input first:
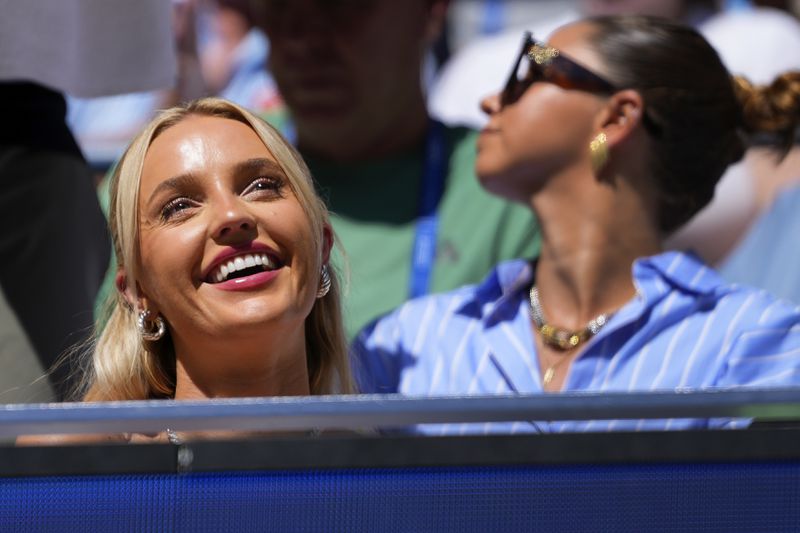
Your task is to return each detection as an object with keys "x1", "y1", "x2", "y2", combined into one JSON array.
[
  {"x1": 541, "y1": 353, "x2": 576, "y2": 386},
  {"x1": 542, "y1": 366, "x2": 558, "y2": 386},
  {"x1": 529, "y1": 286, "x2": 611, "y2": 385}
]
